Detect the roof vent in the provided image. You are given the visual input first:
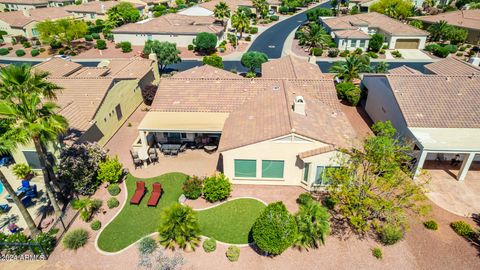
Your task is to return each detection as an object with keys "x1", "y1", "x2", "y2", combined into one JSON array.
[
  {"x1": 445, "y1": 76, "x2": 450, "y2": 82},
  {"x1": 273, "y1": 85, "x2": 280, "y2": 91},
  {"x1": 293, "y1": 96, "x2": 306, "y2": 116}
]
